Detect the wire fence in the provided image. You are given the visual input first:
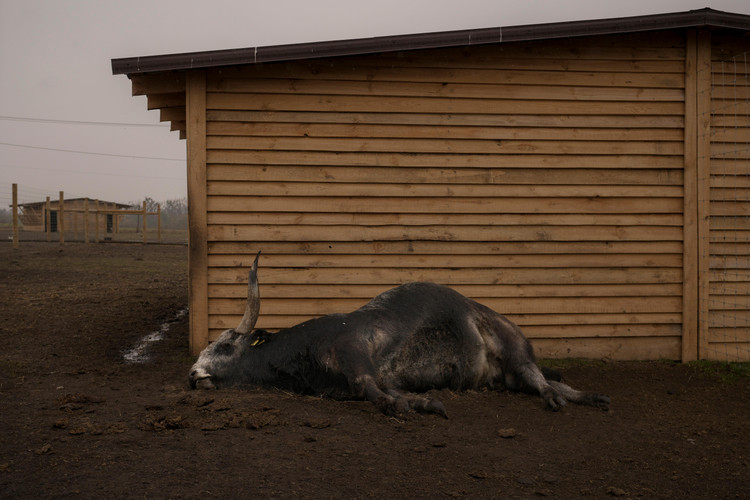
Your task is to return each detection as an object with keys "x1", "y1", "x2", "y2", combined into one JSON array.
[
  {"x1": 702, "y1": 50, "x2": 750, "y2": 361},
  {"x1": 2, "y1": 183, "x2": 187, "y2": 245},
  {"x1": 0, "y1": 181, "x2": 83, "y2": 213}
]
